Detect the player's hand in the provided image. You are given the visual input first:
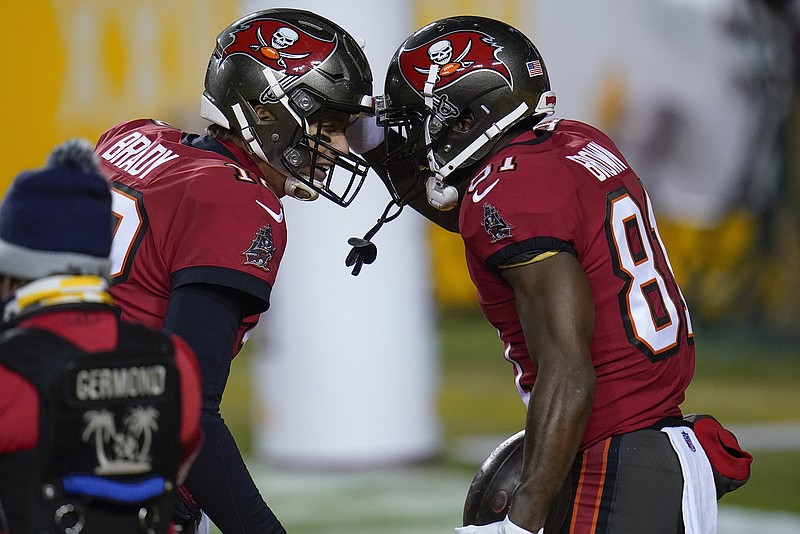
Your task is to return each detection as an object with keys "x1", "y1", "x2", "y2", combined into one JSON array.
[
  {"x1": 455, "y1": 517, "x2": 541, "y2": 534},
  {"x1": 172, "y1": 485, "x2": 202, "y2": 533}
]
